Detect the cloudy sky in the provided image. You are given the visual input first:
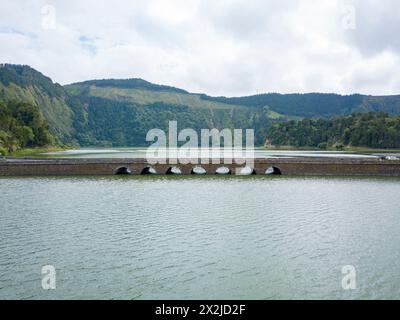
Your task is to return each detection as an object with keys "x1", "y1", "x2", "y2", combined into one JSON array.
[{"x1": 0, "y1": 0, "x2": 399, "y2": 96}]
